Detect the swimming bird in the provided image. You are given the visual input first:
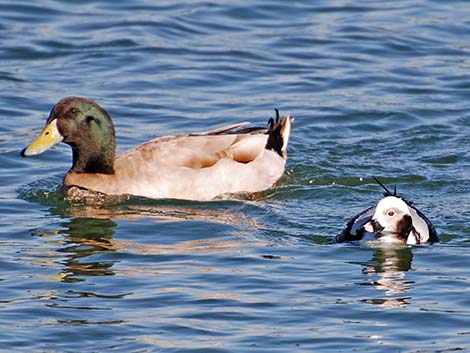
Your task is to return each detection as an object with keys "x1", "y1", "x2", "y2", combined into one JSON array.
[
  {"x1": 335, "y1": 178, "x2": 439, "y2": 245},
  {"x1": 21, "y1": 97, "x2": 293, "y2": 201}
]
